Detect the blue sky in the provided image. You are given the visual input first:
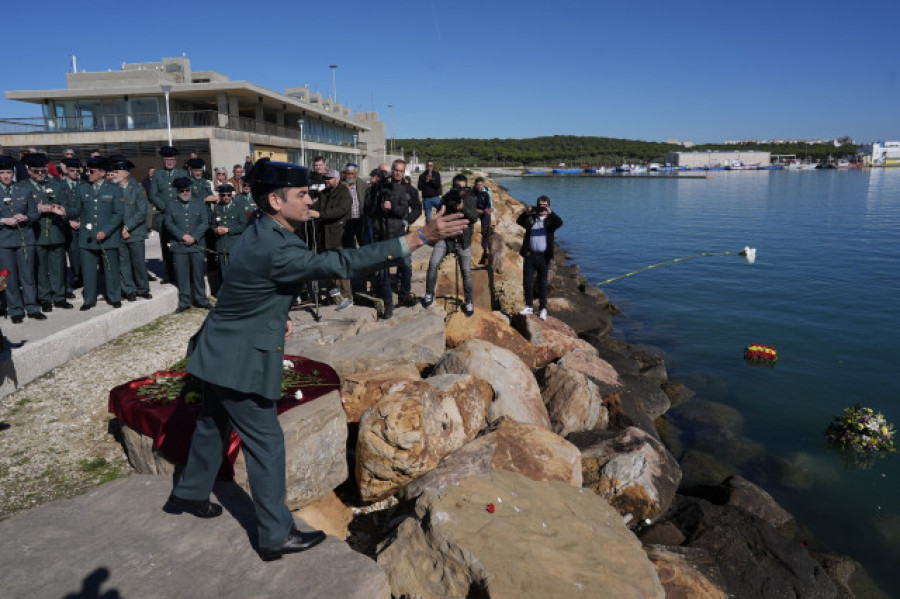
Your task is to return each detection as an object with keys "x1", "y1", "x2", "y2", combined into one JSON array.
[{"x1": 2, "y1": 0, "x2": 897, "y2": 143}]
